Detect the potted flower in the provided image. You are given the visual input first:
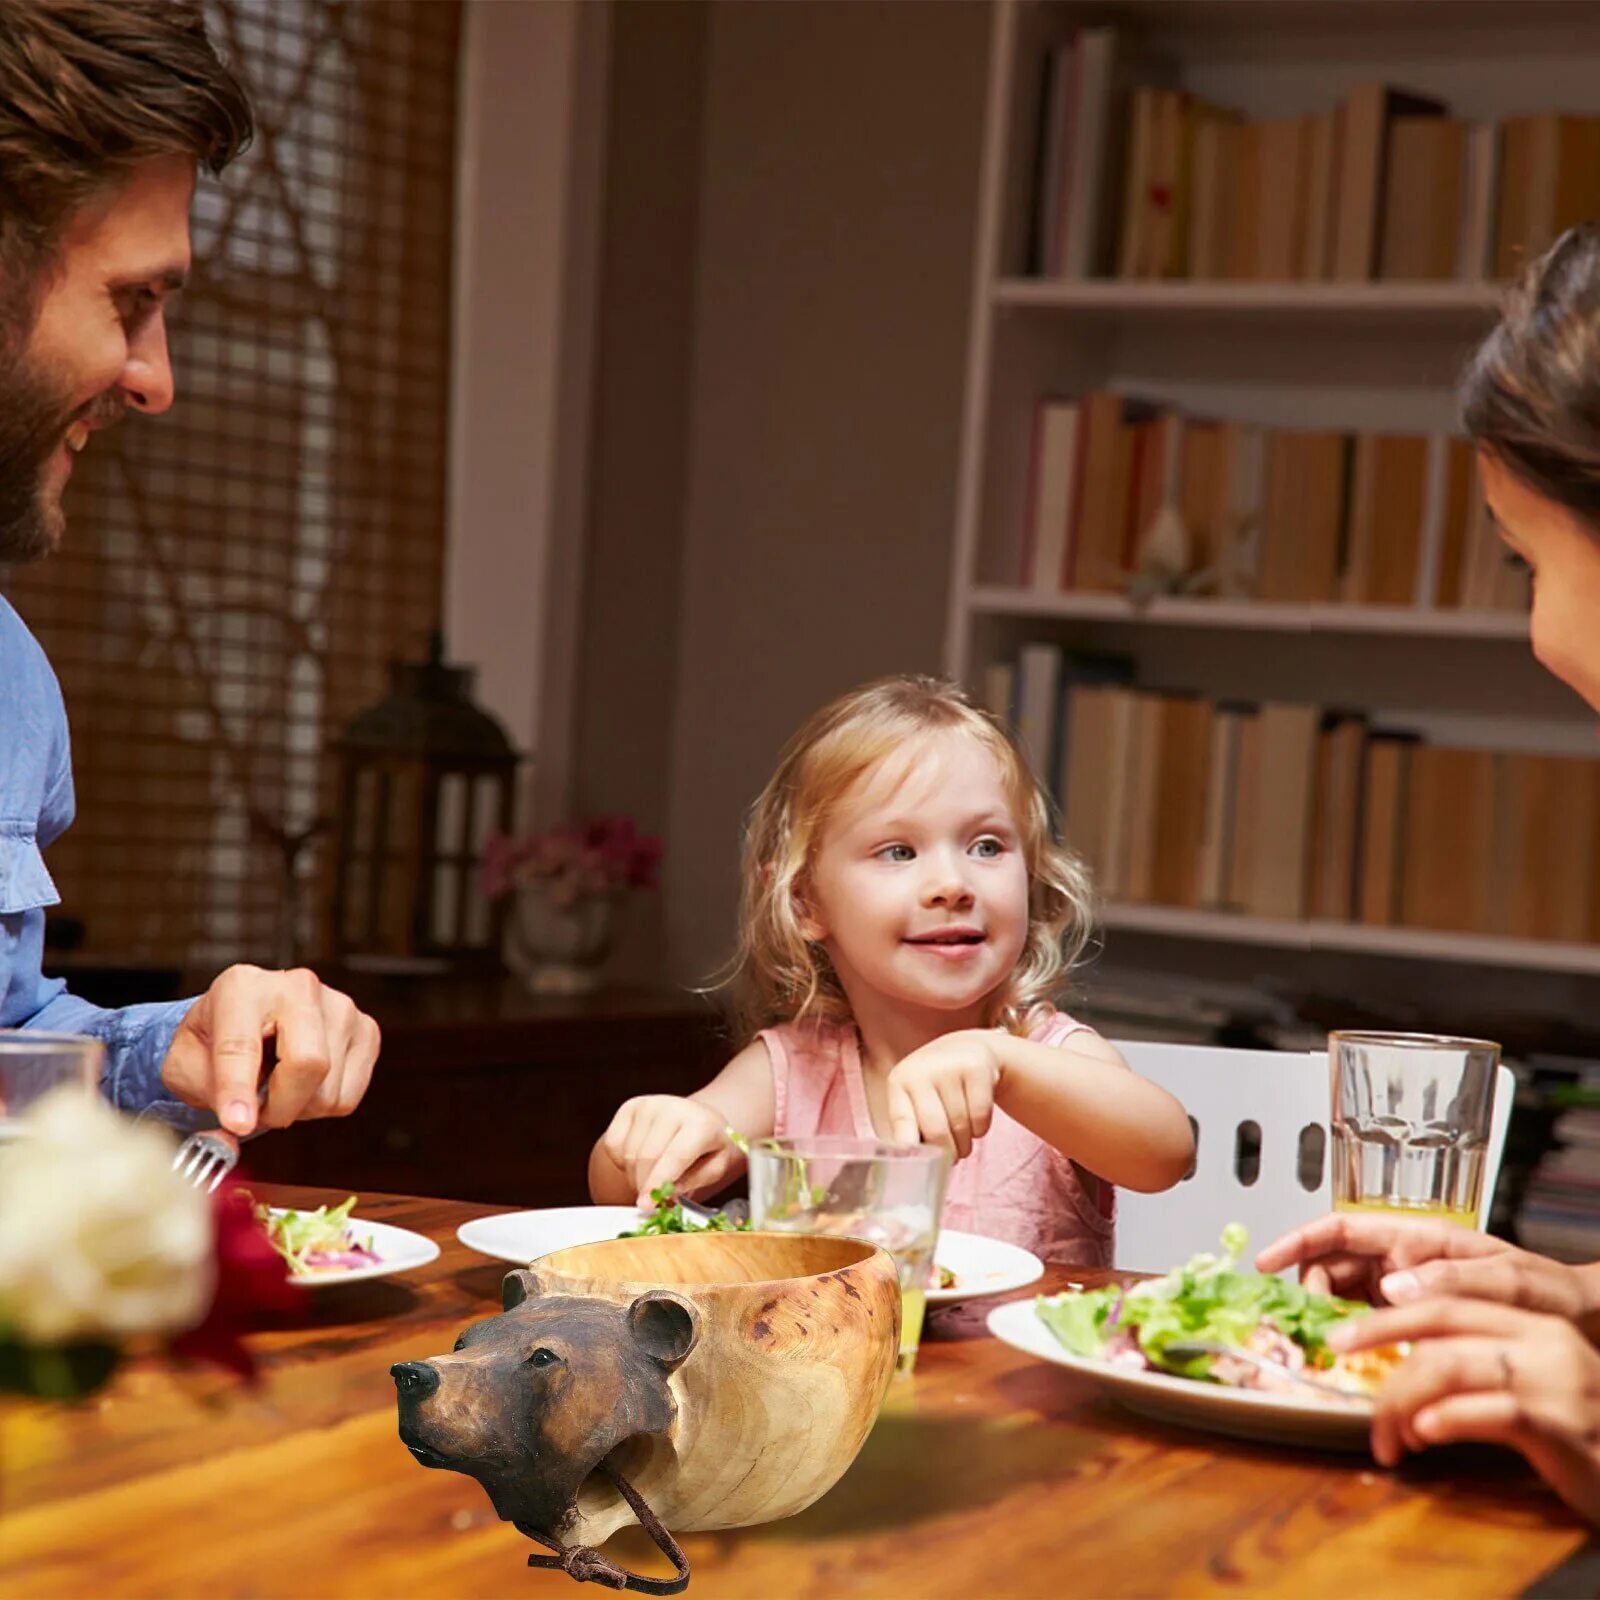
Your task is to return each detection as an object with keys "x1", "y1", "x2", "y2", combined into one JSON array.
[{"x1": 481, "y1": 817, "x2": 662, "y2": 994}]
